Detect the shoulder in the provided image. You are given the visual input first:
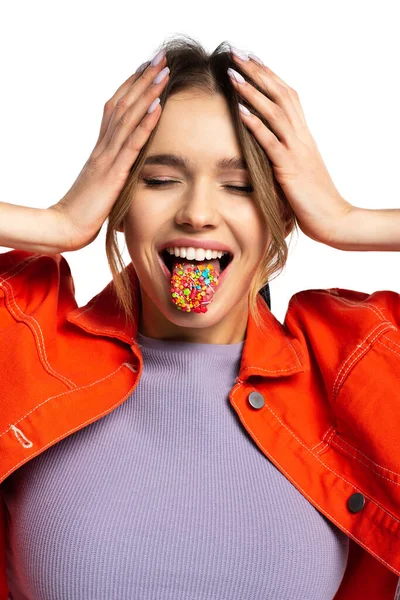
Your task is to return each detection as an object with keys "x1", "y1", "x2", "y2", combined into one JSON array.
[
  {"x1": 282, "y1": 286, "x2": 400, "y2": 394},
  {"x1": 285, "y1": 286, "x2": 400, "y2": 335},
  {"x1": 0, "y1": 249, "x2": 74, "y2": 302},
  {"x1": 0, "y1": 249, "x2": 76, "y2": 329},
  {"x1": 287, "y1": 289, "x2": 400, "y2": 497}
]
